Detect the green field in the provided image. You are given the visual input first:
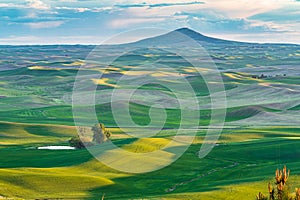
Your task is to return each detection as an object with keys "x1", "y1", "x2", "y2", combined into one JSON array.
[
  {"x1": 1, "y1": 122, "x2": 300, "y2": 199},
  {"x1": 0, "y1": 42, "x2": 300, "y2": 199}
]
